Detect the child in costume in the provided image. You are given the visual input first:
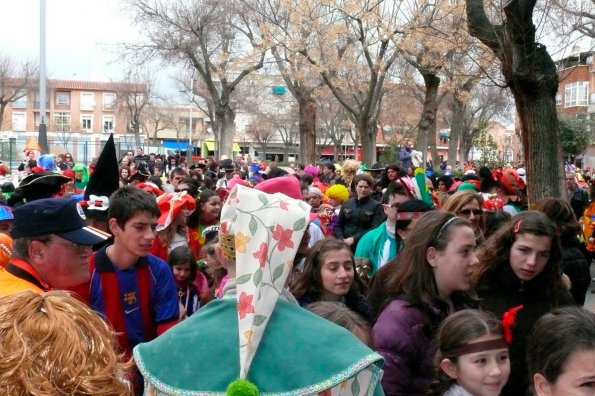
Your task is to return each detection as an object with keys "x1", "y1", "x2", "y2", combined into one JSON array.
[
  {"x1": 429, "y1": 309, "x2": 510, "y2": 396},
  {"x1": 151, "y1": 191, "x2": 195, "y2": 261},
  {"x1": 168, "y1": 245, "x2": 200, "y2": 319},
  {"x1": 134, "y1": 184, "x2": 385, "y2": 395}
]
